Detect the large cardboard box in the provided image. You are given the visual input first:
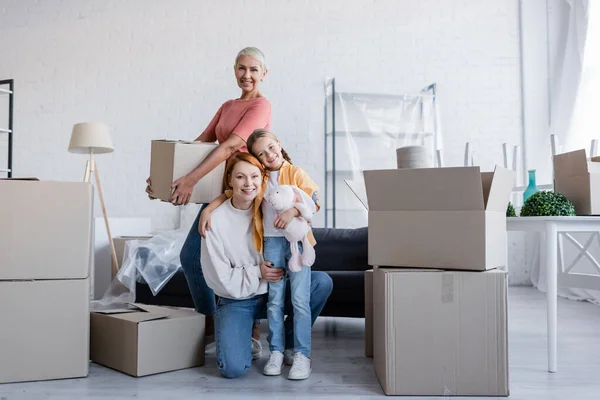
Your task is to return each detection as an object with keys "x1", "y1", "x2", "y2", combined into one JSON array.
[
  {"x1": 0, "y1": 180, "x2": 93, "y2": 279},
  {"x1": 0, "y1": 279, "x2": 90, "y2": 384},
  {"x1": 554, "y1": 149, "x2": 600, "y2": 215},
  {"x1": 360, "y1": 166, "x2": 514, "y2": 271},
  {"x1": 373, "y1": 268, "x2": 509, "y2": 396},
  {"x1": 90, "y1": 304, "x2": 205, "y2": 377},
  {"x1": 149, "y1": 140, "x2": 225, "y2": 204},
  {"x1": 365, "y1": 269, "x2": 373, "y2": 358}
]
